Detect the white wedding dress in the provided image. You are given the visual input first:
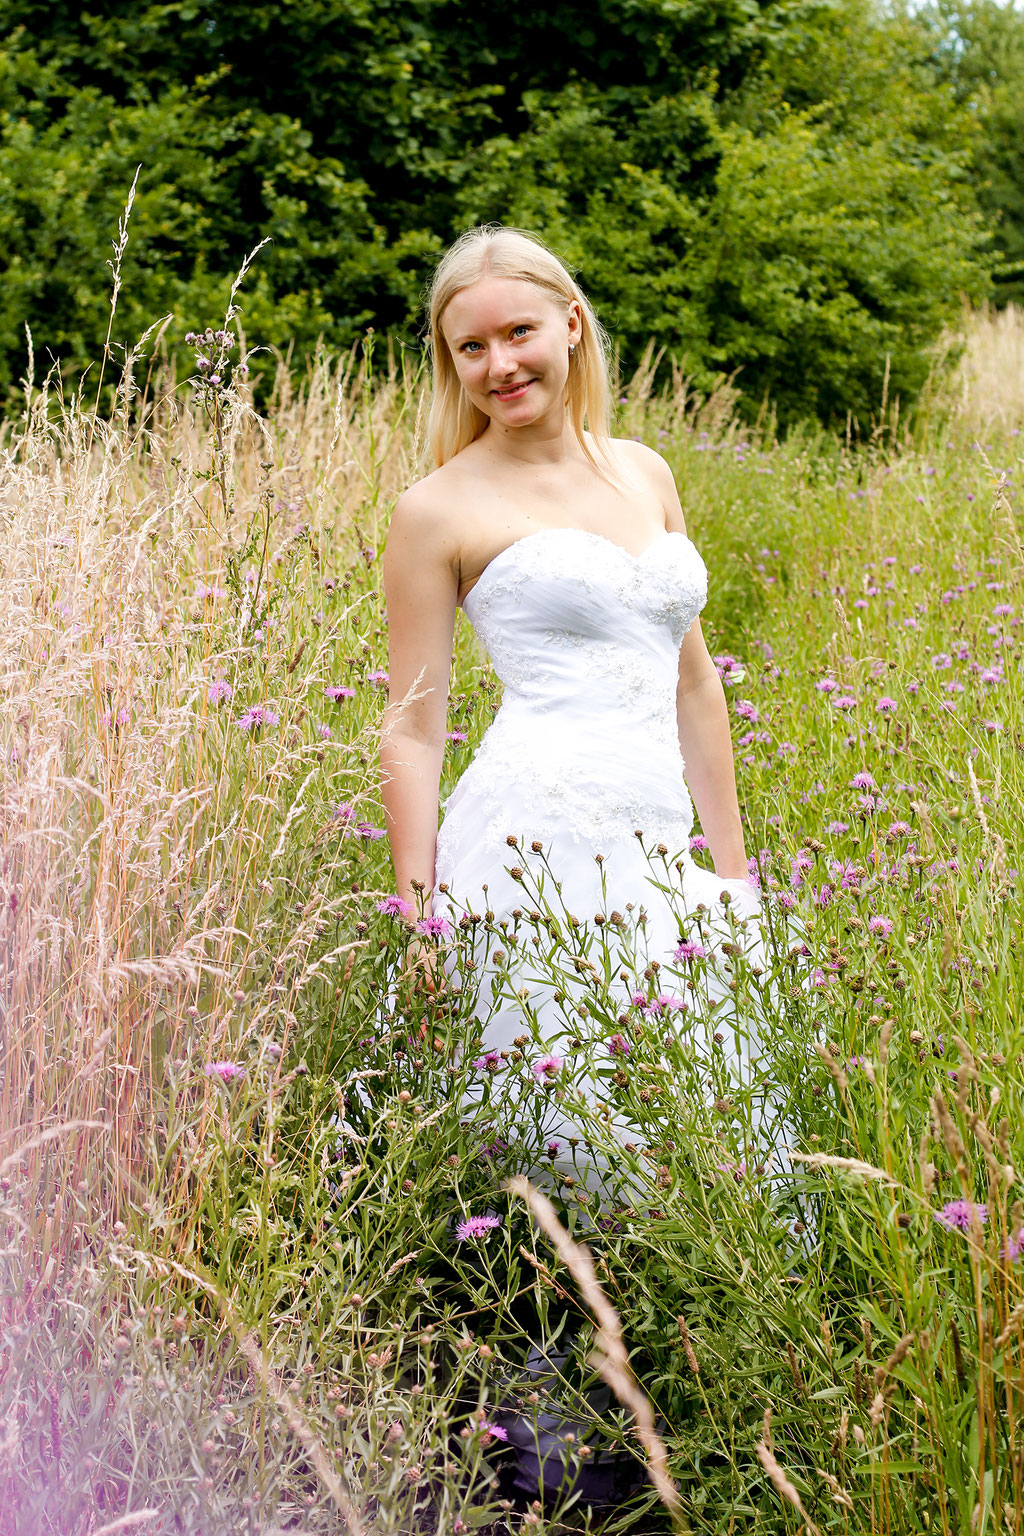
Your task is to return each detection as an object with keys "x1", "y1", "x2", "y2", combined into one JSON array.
[{"x1": 432, "y1": 527, "x2": 767, "y2": 1181}]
